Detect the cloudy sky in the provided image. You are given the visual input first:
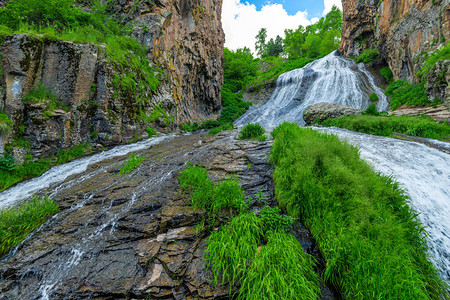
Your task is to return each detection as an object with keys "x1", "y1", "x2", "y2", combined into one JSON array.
[{"x1": 222, "y1": 0, "x2": 342, "y2": 54}]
